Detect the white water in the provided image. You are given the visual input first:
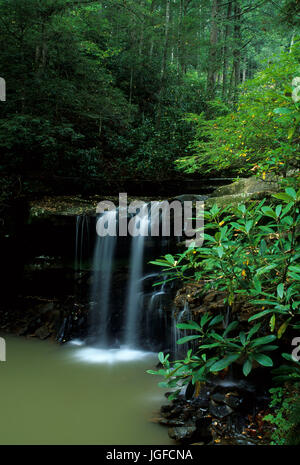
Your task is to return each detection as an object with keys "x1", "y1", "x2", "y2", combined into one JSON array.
[
  {"x1": 172, "y1": 301, "x2": 192, "y2": 356},
  {"x1": 88, "y1": 202, "x2": 174, "y2": 351},
  {"x1": 124, "y1": 204, "x2": 150, "y2": 347},
  {"x1": 90, "y1": 210, "x2": 117, "y2": 346}
]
